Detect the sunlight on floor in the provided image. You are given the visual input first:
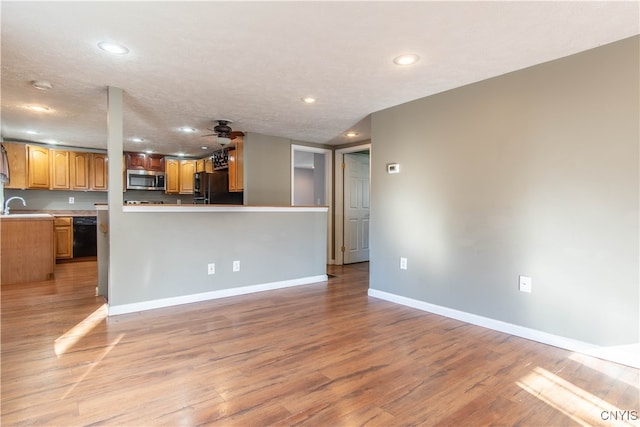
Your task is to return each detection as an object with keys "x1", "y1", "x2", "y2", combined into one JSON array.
[
  {"x1": 516, "y1": 366, "x2": 635, "y2": 427},
  {"x1": 62, "y1": 333, "x2": 124, "y2": 400},
  {"x1": 54, "y1": 304, "x2": 107, "y2": 356},
  {"x1": 569, "y1": 352, "x2": 640, "y2": 389}
]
